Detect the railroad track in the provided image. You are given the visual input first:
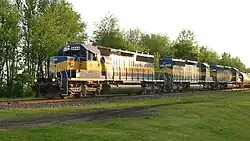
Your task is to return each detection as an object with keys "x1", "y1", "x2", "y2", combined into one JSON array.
[
  {"x1": 0, "y1": 93, "x2": 137, "y2": 106},
  {"x1": 0, "y1": 88, "x2": 249, "y2": 110}
]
